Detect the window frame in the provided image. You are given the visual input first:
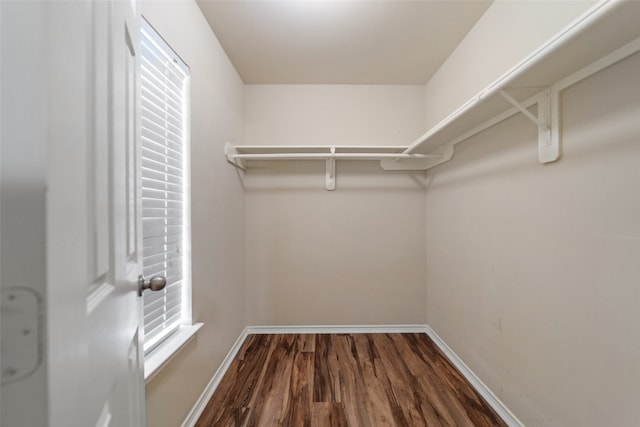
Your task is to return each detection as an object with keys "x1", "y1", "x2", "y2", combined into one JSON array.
[{"x1": 139, "y1": 17, "x2": 200, "y2": 380}]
